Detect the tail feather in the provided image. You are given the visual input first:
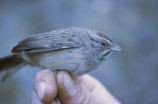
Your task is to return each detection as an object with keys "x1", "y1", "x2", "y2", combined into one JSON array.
[{"x1": 0, "y1": 54, "x2": 26, "y2": 81}]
